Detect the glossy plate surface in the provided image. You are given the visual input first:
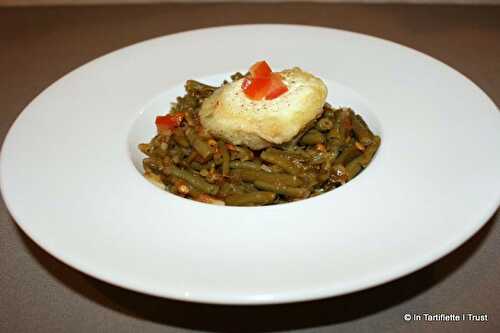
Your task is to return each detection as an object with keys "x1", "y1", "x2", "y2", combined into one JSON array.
[{"x1": 1, "y1": 25, "x2": 499, "y2": 304}]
